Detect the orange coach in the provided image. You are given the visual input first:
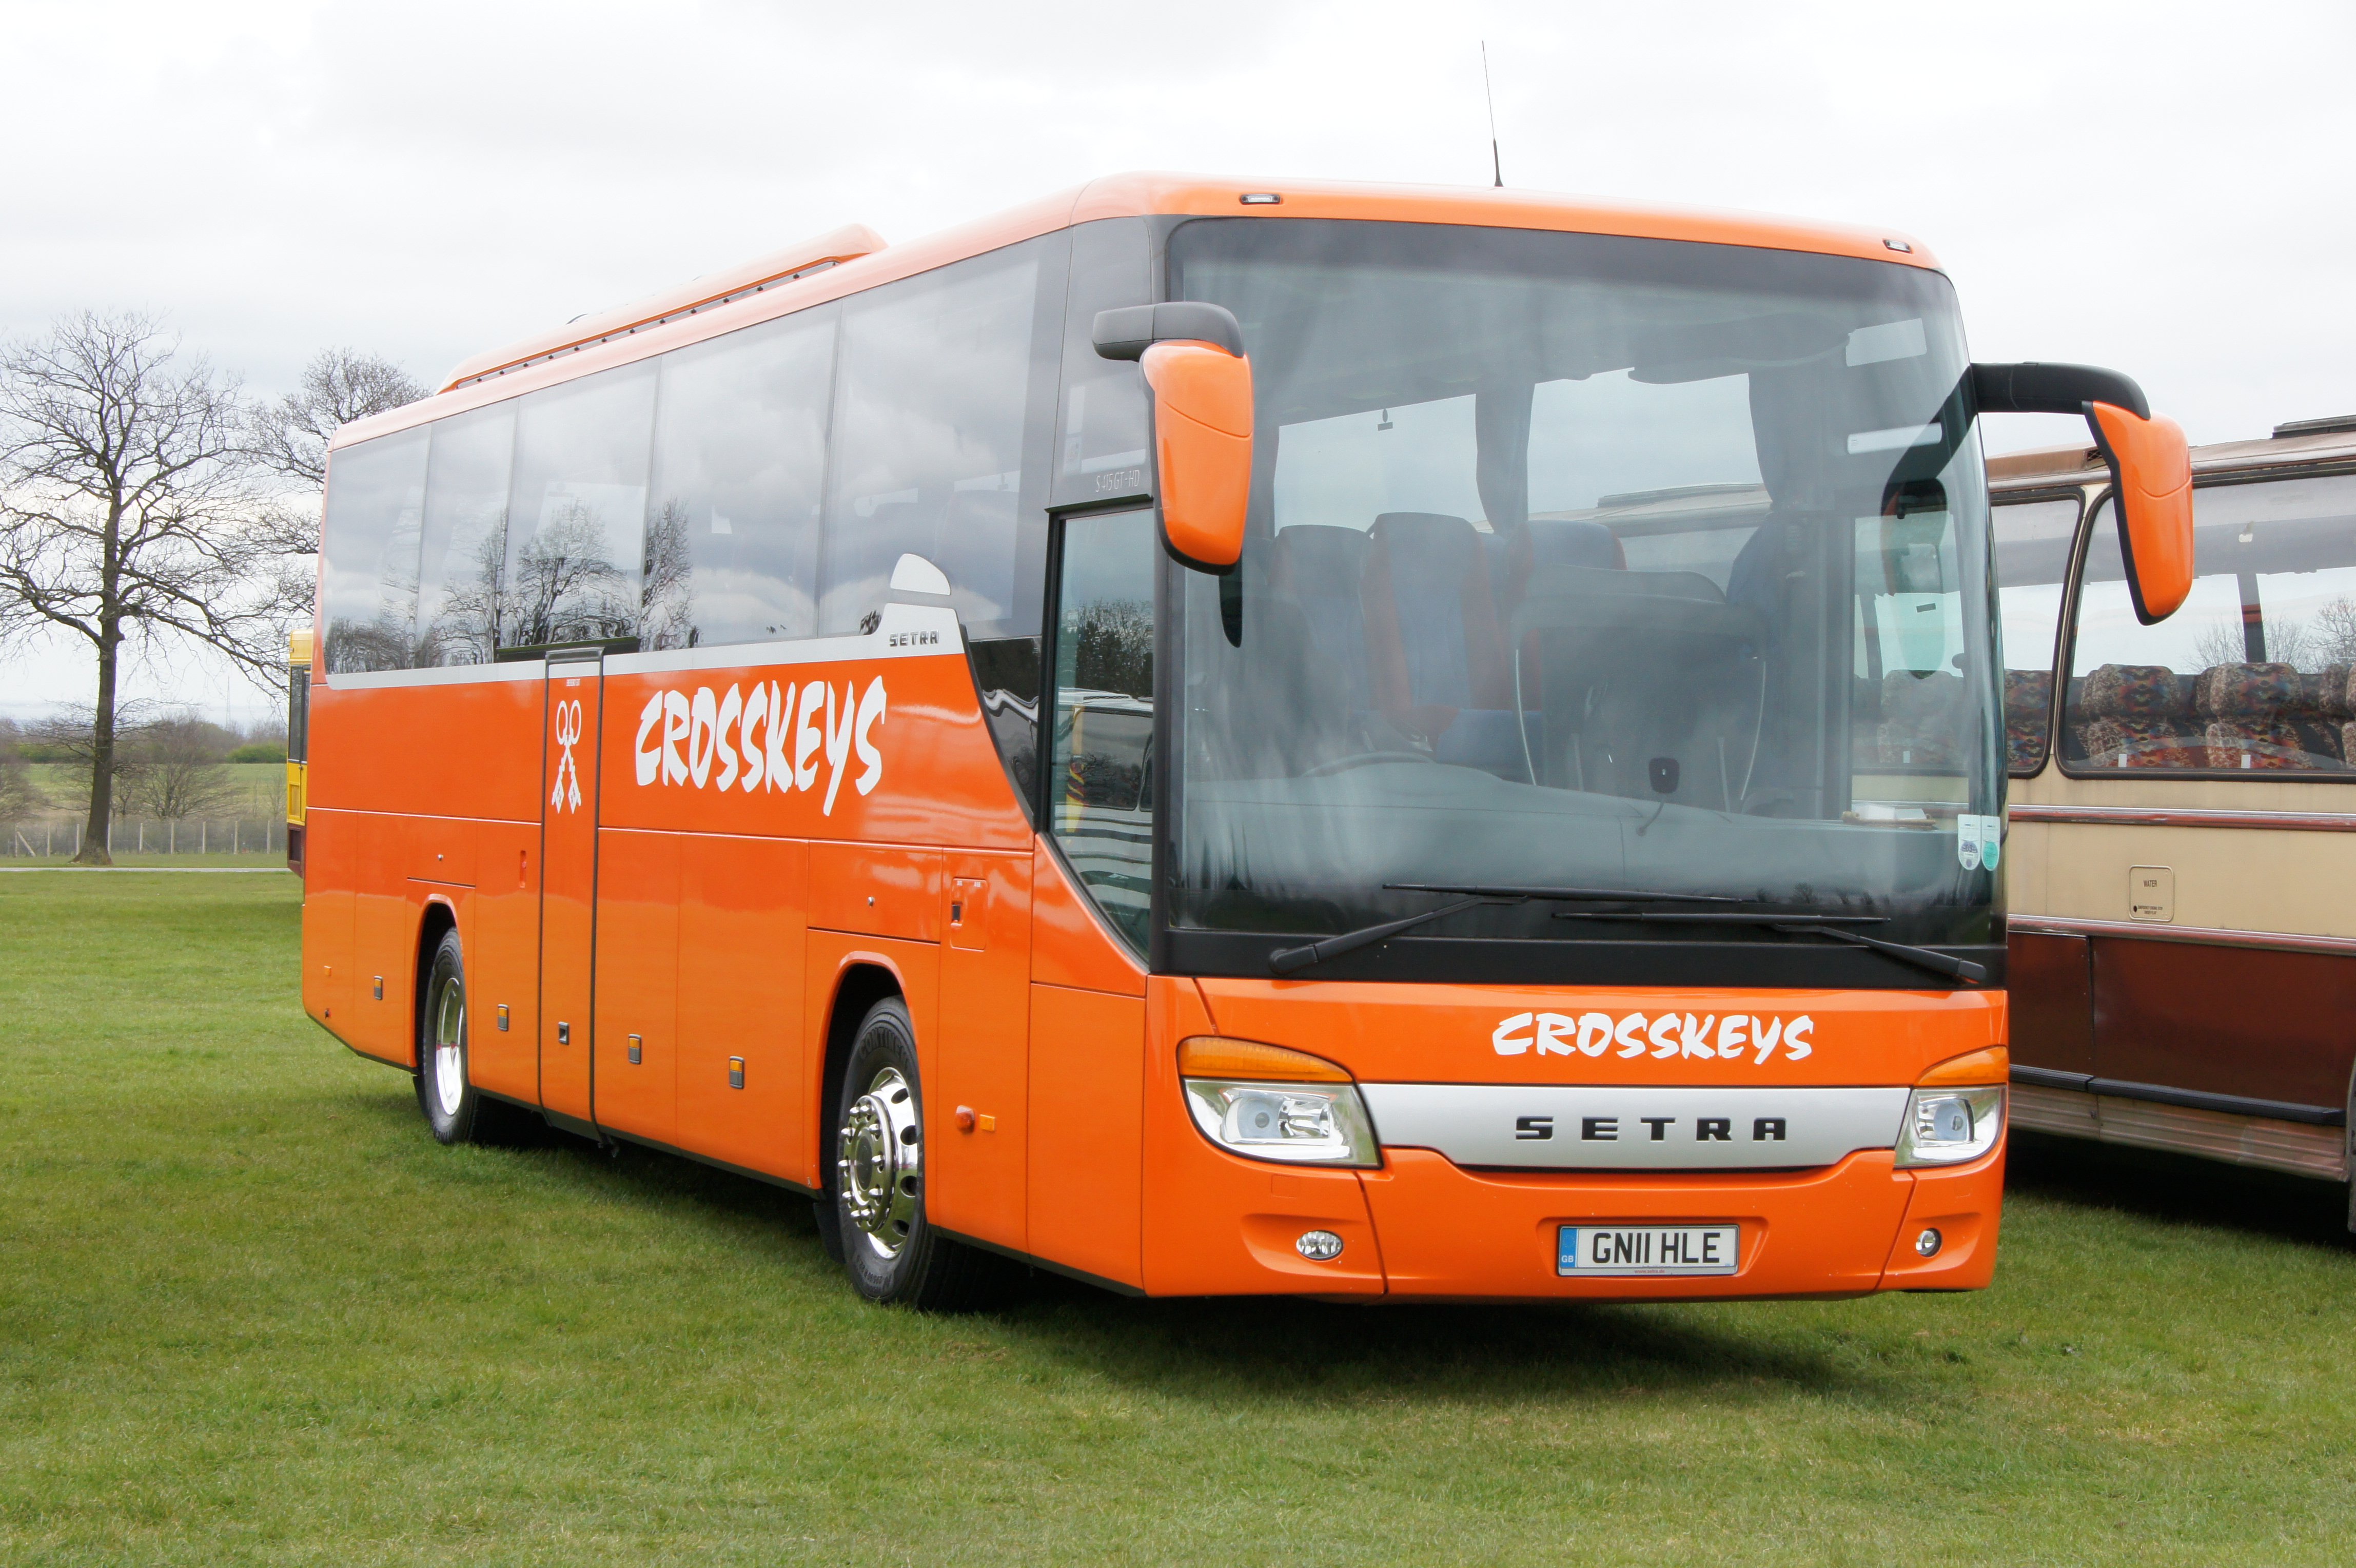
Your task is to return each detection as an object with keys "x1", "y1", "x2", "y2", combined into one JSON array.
[{"x1": 293, "y1": 174, "x2": 2193, "y2": 1306}]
